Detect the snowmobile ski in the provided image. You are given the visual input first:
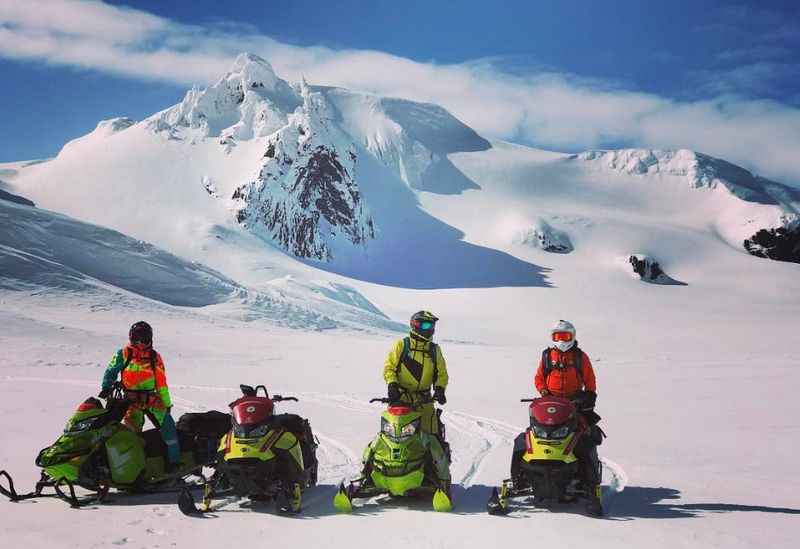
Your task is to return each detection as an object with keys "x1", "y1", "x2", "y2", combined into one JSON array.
[
  {"x1": 333, "y1": 483, "x2": 354, "y2": 513},
  {"x1": 432, "y1": 488, "x2": 453, "y2": 512}
]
